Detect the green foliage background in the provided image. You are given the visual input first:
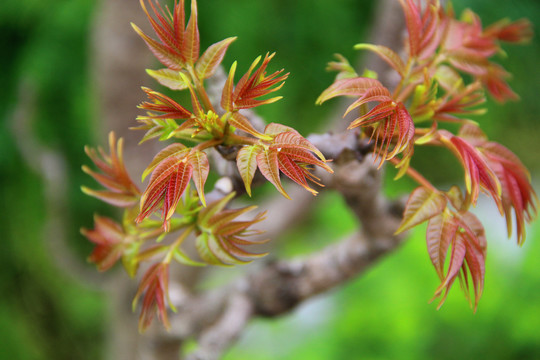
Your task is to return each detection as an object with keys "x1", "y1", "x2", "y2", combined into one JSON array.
[{"x1": 0, "y1": 0, "x2": 538, "y2": 359}]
